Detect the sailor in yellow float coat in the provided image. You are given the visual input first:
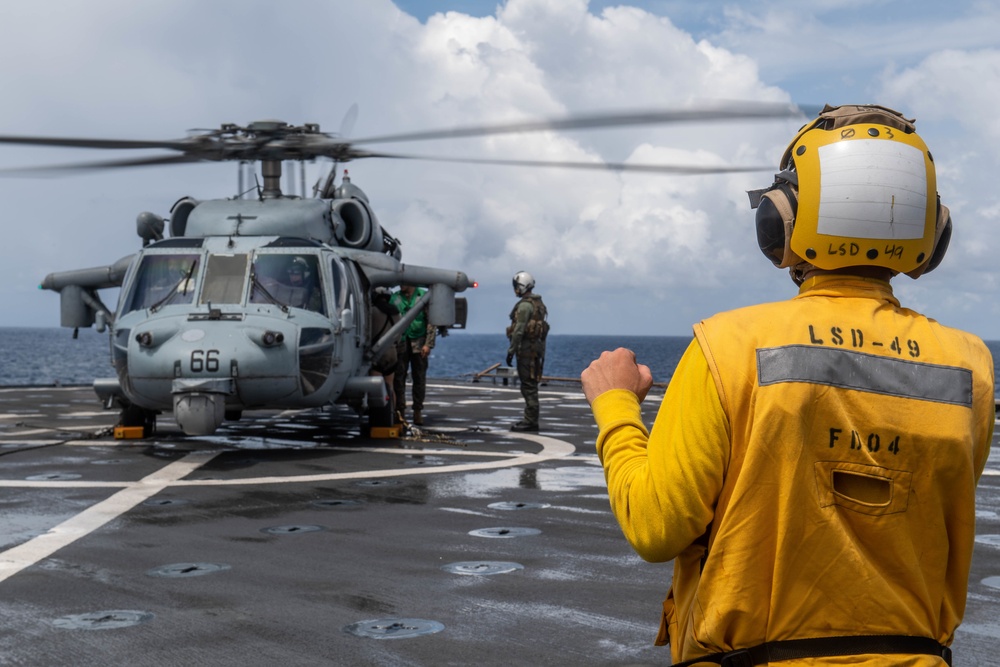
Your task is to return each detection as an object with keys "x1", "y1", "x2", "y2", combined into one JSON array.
[
  {"x1": 589, "y1": 275, "x2": 993, "y2": 665},
  {"x1": 584, "y1": 105, "x2": 994, "y2": 666}
]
